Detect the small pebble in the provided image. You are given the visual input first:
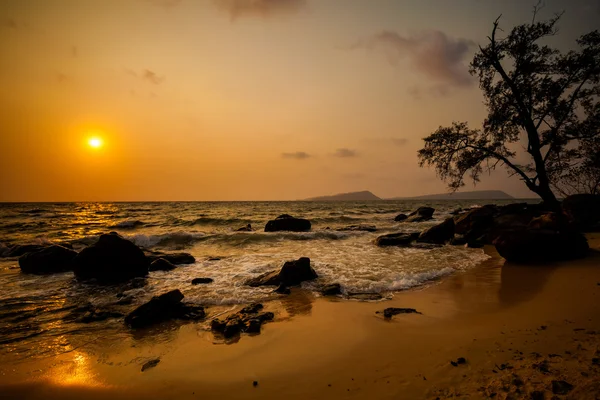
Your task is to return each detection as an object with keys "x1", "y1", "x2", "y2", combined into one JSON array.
[{"x1": 253, "y1": 381, "x2": 258, "y2": 387}]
